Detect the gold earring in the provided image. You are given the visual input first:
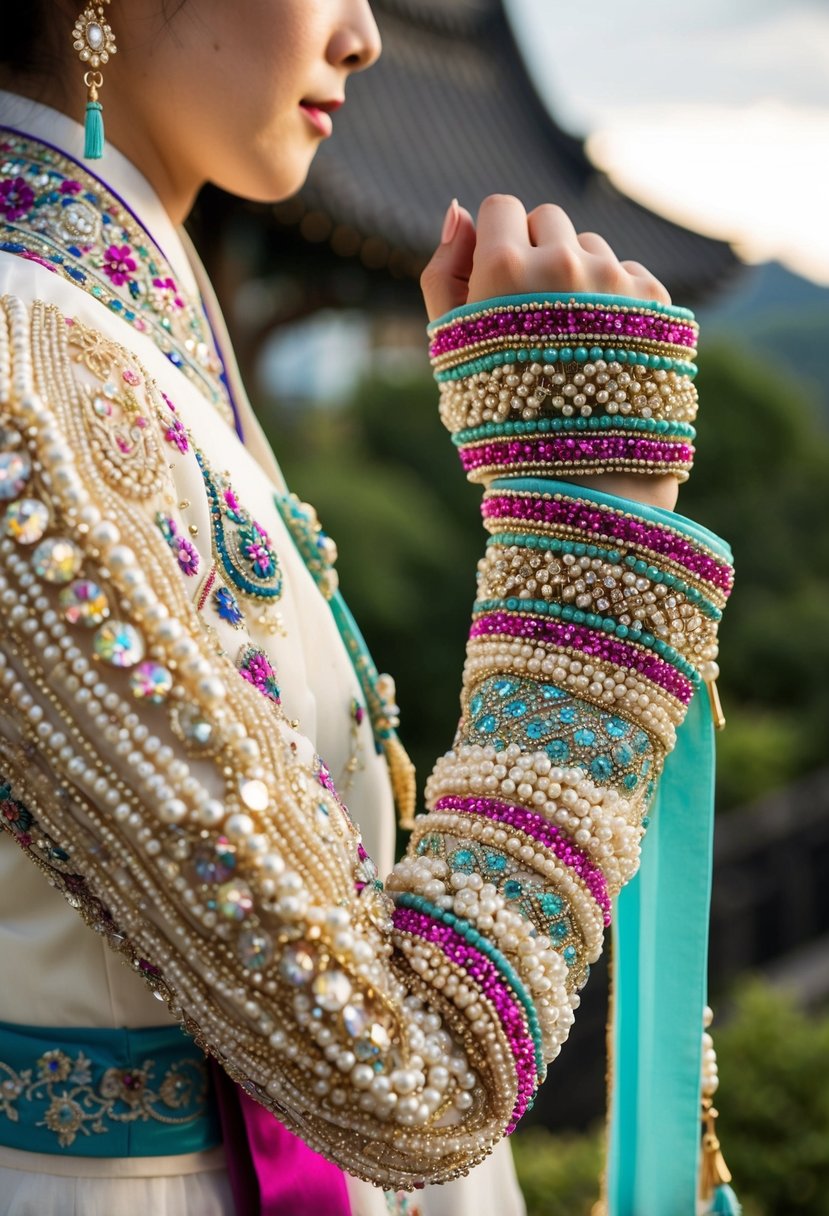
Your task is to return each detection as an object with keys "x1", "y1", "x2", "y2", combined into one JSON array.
[{"x1": 71, "y1": 1, "x2": 117, "y2": 160}]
